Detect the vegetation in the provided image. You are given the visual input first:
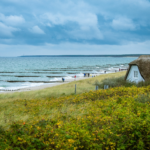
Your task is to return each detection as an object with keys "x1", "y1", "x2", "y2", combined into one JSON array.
[
  {"x1": 95, "y1": 76, "x2": 134, "y2": 88},
  {"x1": 95, "y1": 76, "x2": 150, "y2": 89},
  {"x1": 1, "y1": 85, "x2": 150, "y2": 149},
  {"x1": 1, "y1": 71, "x2": 150, "y2": 149}
]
